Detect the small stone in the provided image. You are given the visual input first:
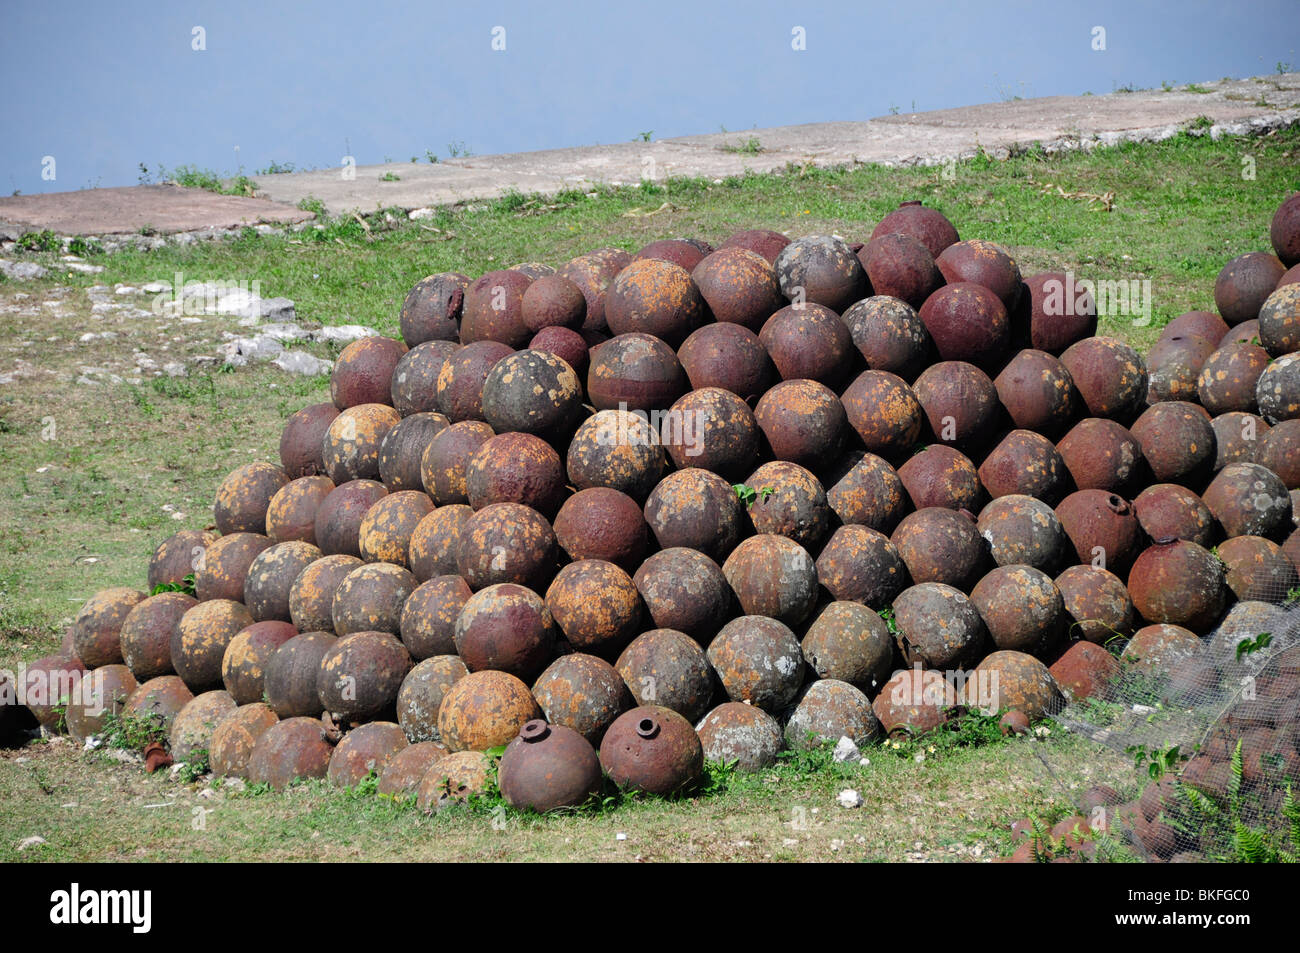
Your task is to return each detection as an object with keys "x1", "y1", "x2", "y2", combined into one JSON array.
[
  {"x1": 832, "y1": 736, "x2": 861, "y2": 763},
  {"x1": 837, "y1": 789, "x2": 863, "y2": 809},
  {"x1": 311, "y1": 324, "x2": 378, "y2": 342},
  {"x1": 409, "y1": 208, "x2": 436, "y2": 220},
  {"x1": 17, "y1": 836, "x2": 46, "y2": 851},
  {"x1": 615, "y1": 832, "x2": 628, "y2": 841},
  {"x1": 0, "y1": 260, "x2": 49, "y2": 280},
  {"x1": 272, "y1": 351, "x2": 332, "y2": 376}
]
